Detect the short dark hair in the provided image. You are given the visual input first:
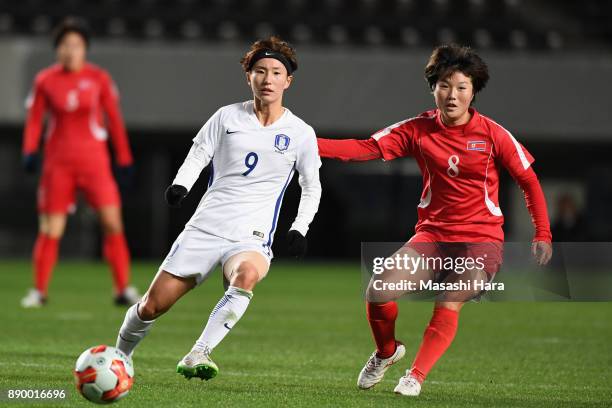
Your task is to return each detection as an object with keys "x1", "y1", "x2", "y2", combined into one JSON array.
[
  {"x1": 53, "y1": 17, "x2": 91, "y2": 49},
  {"x1": 424, "y1": 44, "x2": 489, "y2": 98},
  {"x1": 240, "y1": 36, "x2": 298, "y2": 74}
]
